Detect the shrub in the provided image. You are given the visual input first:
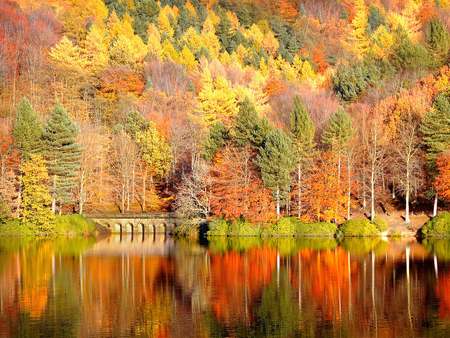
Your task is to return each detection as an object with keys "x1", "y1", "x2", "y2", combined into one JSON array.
[
  {"x1": 297, "y1": 222, "x2": 338, "y2": 237},
  {"x1": 207, "y1": 217, "x2": 229, "y2": 236},
  {"x1": 54, "y1": 214, "x2": 97, "y2": 236},
  {"x1": 0, "y1": 219, "x2": 34, "y2": 237},
  {"x1": 338, "y1": 218, "x2": 381, "y2": 237},
  {"x1": 262, "y1": 217, "x2": 297, "y2": 237},
  {"x1": 372, "y1": 217, "x2": 388, "y2": 232},
  {"x1": 228, "y1": 219, "x2": 263, "y2": 237},
  {"x1": 421, "y1": 212, "x2": 450, "y2": 237}
]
